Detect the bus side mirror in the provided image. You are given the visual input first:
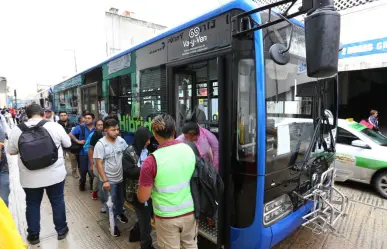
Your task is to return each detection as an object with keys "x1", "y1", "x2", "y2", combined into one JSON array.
[{"x1": 304, "y1": 0, "x2": 341, "y2": 78}]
